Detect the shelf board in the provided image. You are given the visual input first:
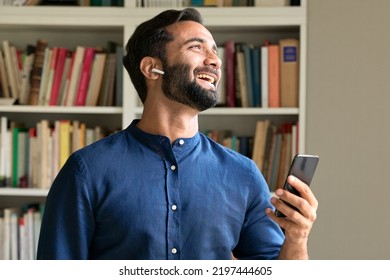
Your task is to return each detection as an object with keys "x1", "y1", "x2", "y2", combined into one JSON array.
[
  {"x1": 0, "y1": 188, "x2": 49, "y2": 197},
  {"x1": 0, "y1": 105, "x2": 123, "y2": 114},
  {"x1": 0, "y1": 6, "x2": 306, "y2": 27},
  {"x1": 134, "y1": 107, "x2": 298, "y2": 115}
]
